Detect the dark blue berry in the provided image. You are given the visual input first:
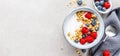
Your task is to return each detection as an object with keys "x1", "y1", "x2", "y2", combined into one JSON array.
[
  {"x1": 97, "y1": 5, "x2": 102, "y2": 10},
  {"x1": 91, "y1": 20, "x2": 96, "y2": 26},
  {"x1": 82, "y1": 34, "x2": 86, "y2": 38},
  {"x1": 74, "y1": 39, "x2": 79, "y2": 43},
  {"x1": 81, "y1": 49, "x2": 86, "y2": 53},
  {"x1": 90, "y1": 28, "x2": 93, "y2": 32},
  {"x1": 85, "y1": 23, "x2": 89, "y2": 27},
  {"x1": 95, "y1": 1, "x2": 100, "y2": 7},
  {"x1": 95, "y1": 27, "x2": 99, "y2": 31},
  {"x1": 100, "y1": 1, "x2": 104, "y2": 6},
  {"x1": 77, "y1": 0, "x2": 82, "y2": 6},
  {"x1": 102, "y1": 7, "x2": 106, "y2": 11}
]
